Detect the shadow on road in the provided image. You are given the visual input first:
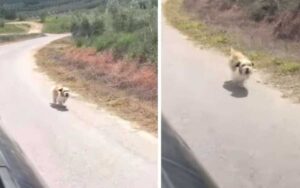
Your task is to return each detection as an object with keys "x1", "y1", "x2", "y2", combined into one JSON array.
[
  {"x1": 50, "y1": 103, "x2": 69, "y2": 112},
  {"x1": 223, "y1": 81, "x2": 248, "y2": 98}
]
